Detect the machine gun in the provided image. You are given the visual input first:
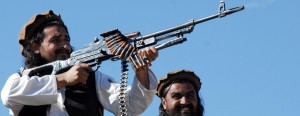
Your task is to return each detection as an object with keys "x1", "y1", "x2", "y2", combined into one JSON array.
[
  {"x1": 24, "y1": 2, "x2": 244, "y2": 115},
  {"x1": 25, "y1": 4, "x2": 244, "y2": 76}
]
